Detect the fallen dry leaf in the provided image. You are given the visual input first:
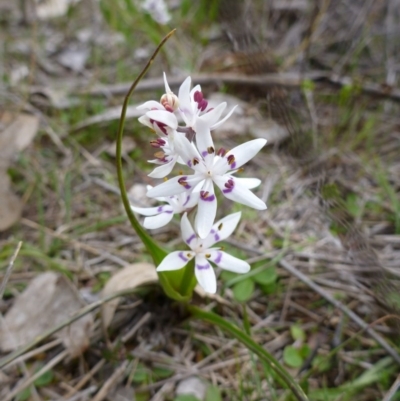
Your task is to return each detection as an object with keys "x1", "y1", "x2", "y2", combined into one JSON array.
[
  {"x1": 0, "y1": 272, "x2": 93, "y2": 358},
  {"x1": 101, "y1": 263, "x2": 158, "y2": 330},
  {"x1": 0, "y1": 112, "x2": 39, "y2": 165},
  {"x1": 0, "y1": 112, "x2": 39, "y2": 231}
]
